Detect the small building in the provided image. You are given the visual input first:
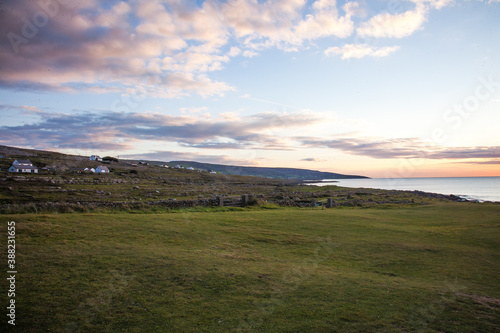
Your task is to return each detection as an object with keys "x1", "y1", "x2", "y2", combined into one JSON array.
[
  {"x1": 95, "y1": 165, "x2": 110, "y2": 173},
  {"x1": 89, "y1": 155, "x2": 102, "y2": 161},
  {"x1": 9, "y1": 164, "x2": 38, "y2": 173}
]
